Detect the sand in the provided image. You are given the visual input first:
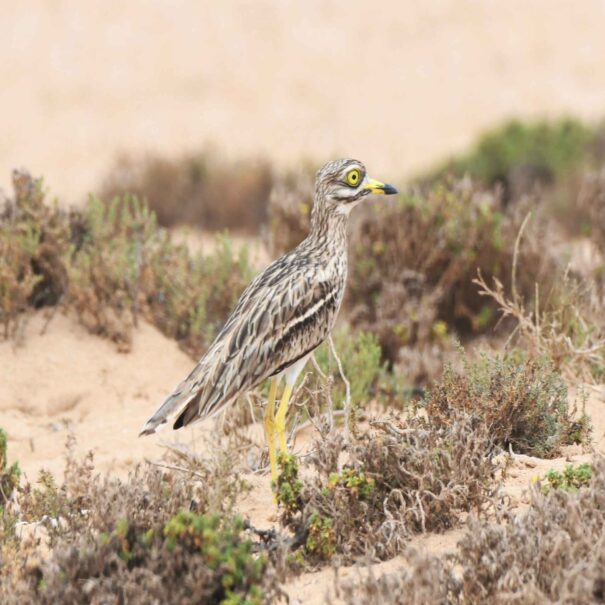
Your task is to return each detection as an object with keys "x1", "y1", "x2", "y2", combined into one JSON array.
[{"x1": 2, "y1": 1, "x2": 605, "y2": 203}]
